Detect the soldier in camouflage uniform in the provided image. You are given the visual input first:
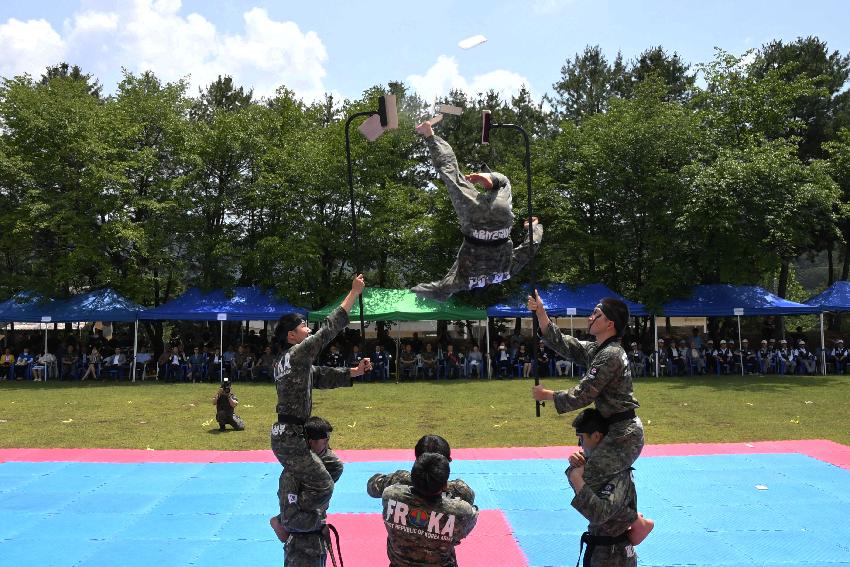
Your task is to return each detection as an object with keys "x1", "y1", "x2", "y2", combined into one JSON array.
[
  {"x1": 367, "y1": 434, "x2": 475, "y2": 503},
  {"x1": 279, "y1": 417, "x2": 343, "y2": 567},
  {"x1": 567, "y1": 408, "x2": 639, "y2": 567},
  {"x1": 410, "y1": 120, "x2": 543, "y2": 302},
  {"x1": 381, "y1": 452, "x2": 478, "y2": 567},
  {"x1": 528, "y1": 291, "x2": 653, "y2": 543},
  {"x1": 269, "y1": 275, "x2": 373, "y2": 546}
]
